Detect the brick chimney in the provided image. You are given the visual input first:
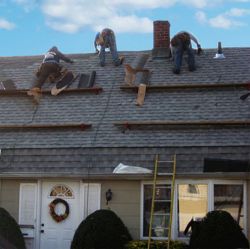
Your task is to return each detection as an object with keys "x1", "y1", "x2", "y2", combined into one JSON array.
[{"x1": 152, "y1": 20, "x2": 170, "y2": 59}]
